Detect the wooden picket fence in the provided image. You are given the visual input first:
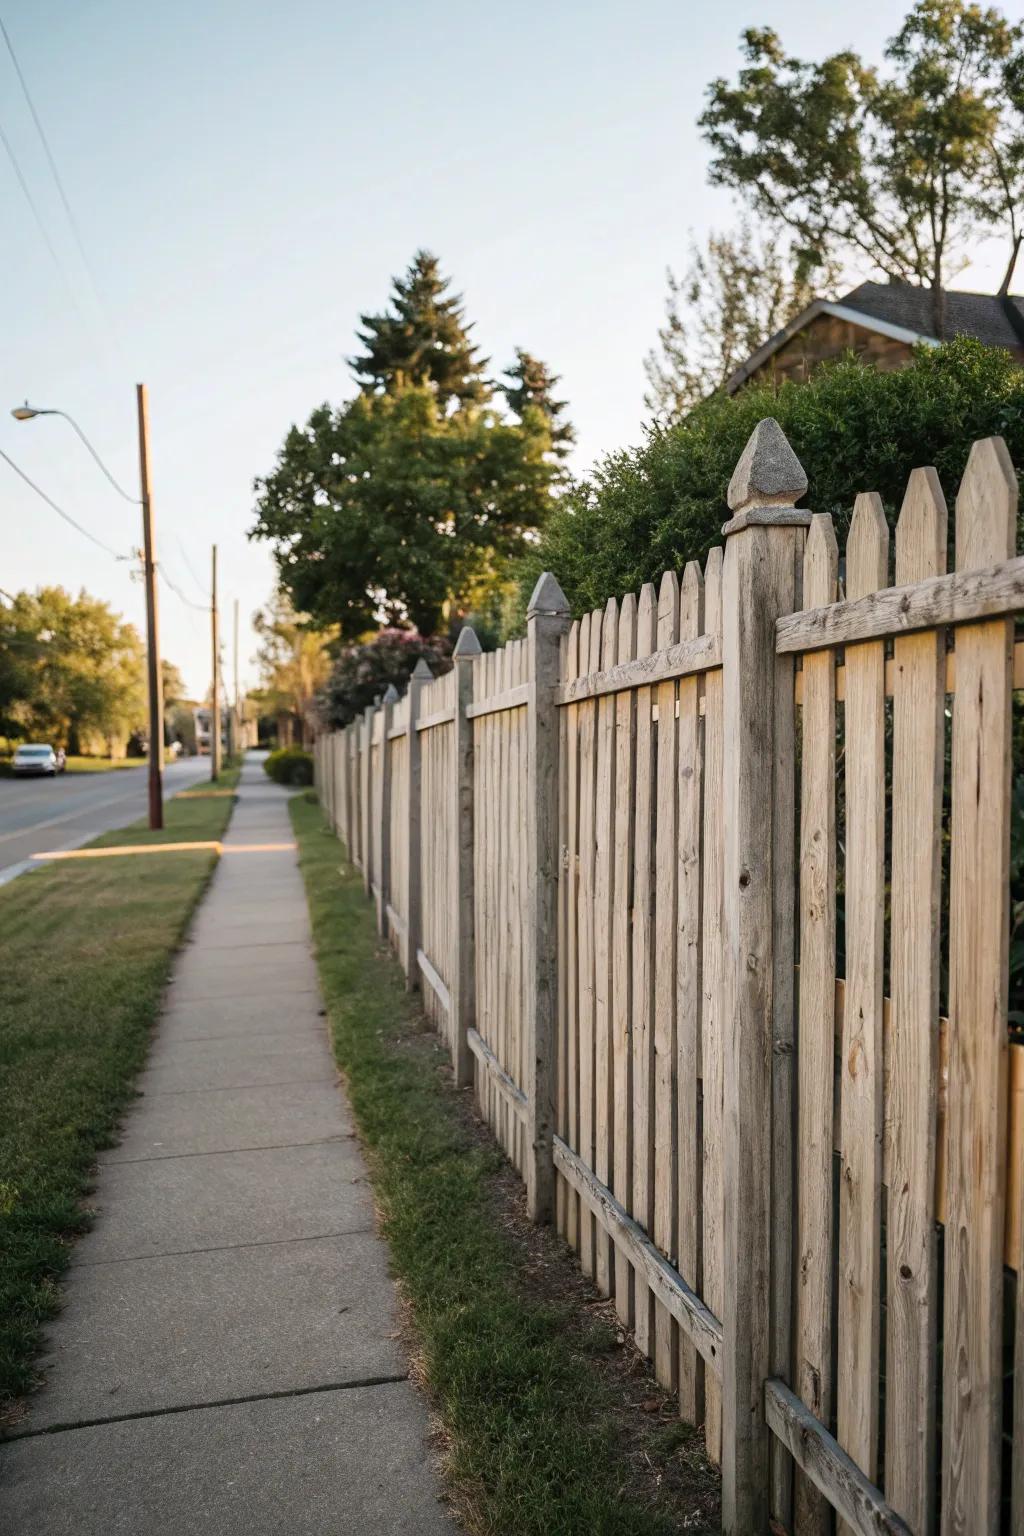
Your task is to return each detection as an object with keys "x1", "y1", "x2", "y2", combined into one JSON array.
[{"x1": 313, "y1": 419, "x2": 1024, "y2": 1535}]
